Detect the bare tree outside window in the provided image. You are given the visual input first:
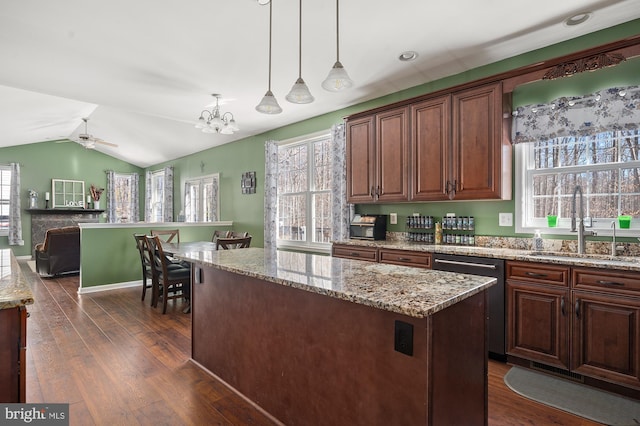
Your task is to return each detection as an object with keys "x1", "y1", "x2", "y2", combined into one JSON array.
[
  {"x1": 524, "y1": 130, "x2": 640, "y2": 229},
  {"x1": 277, "y1": 134, "x2": 332, "y2": 249}
]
